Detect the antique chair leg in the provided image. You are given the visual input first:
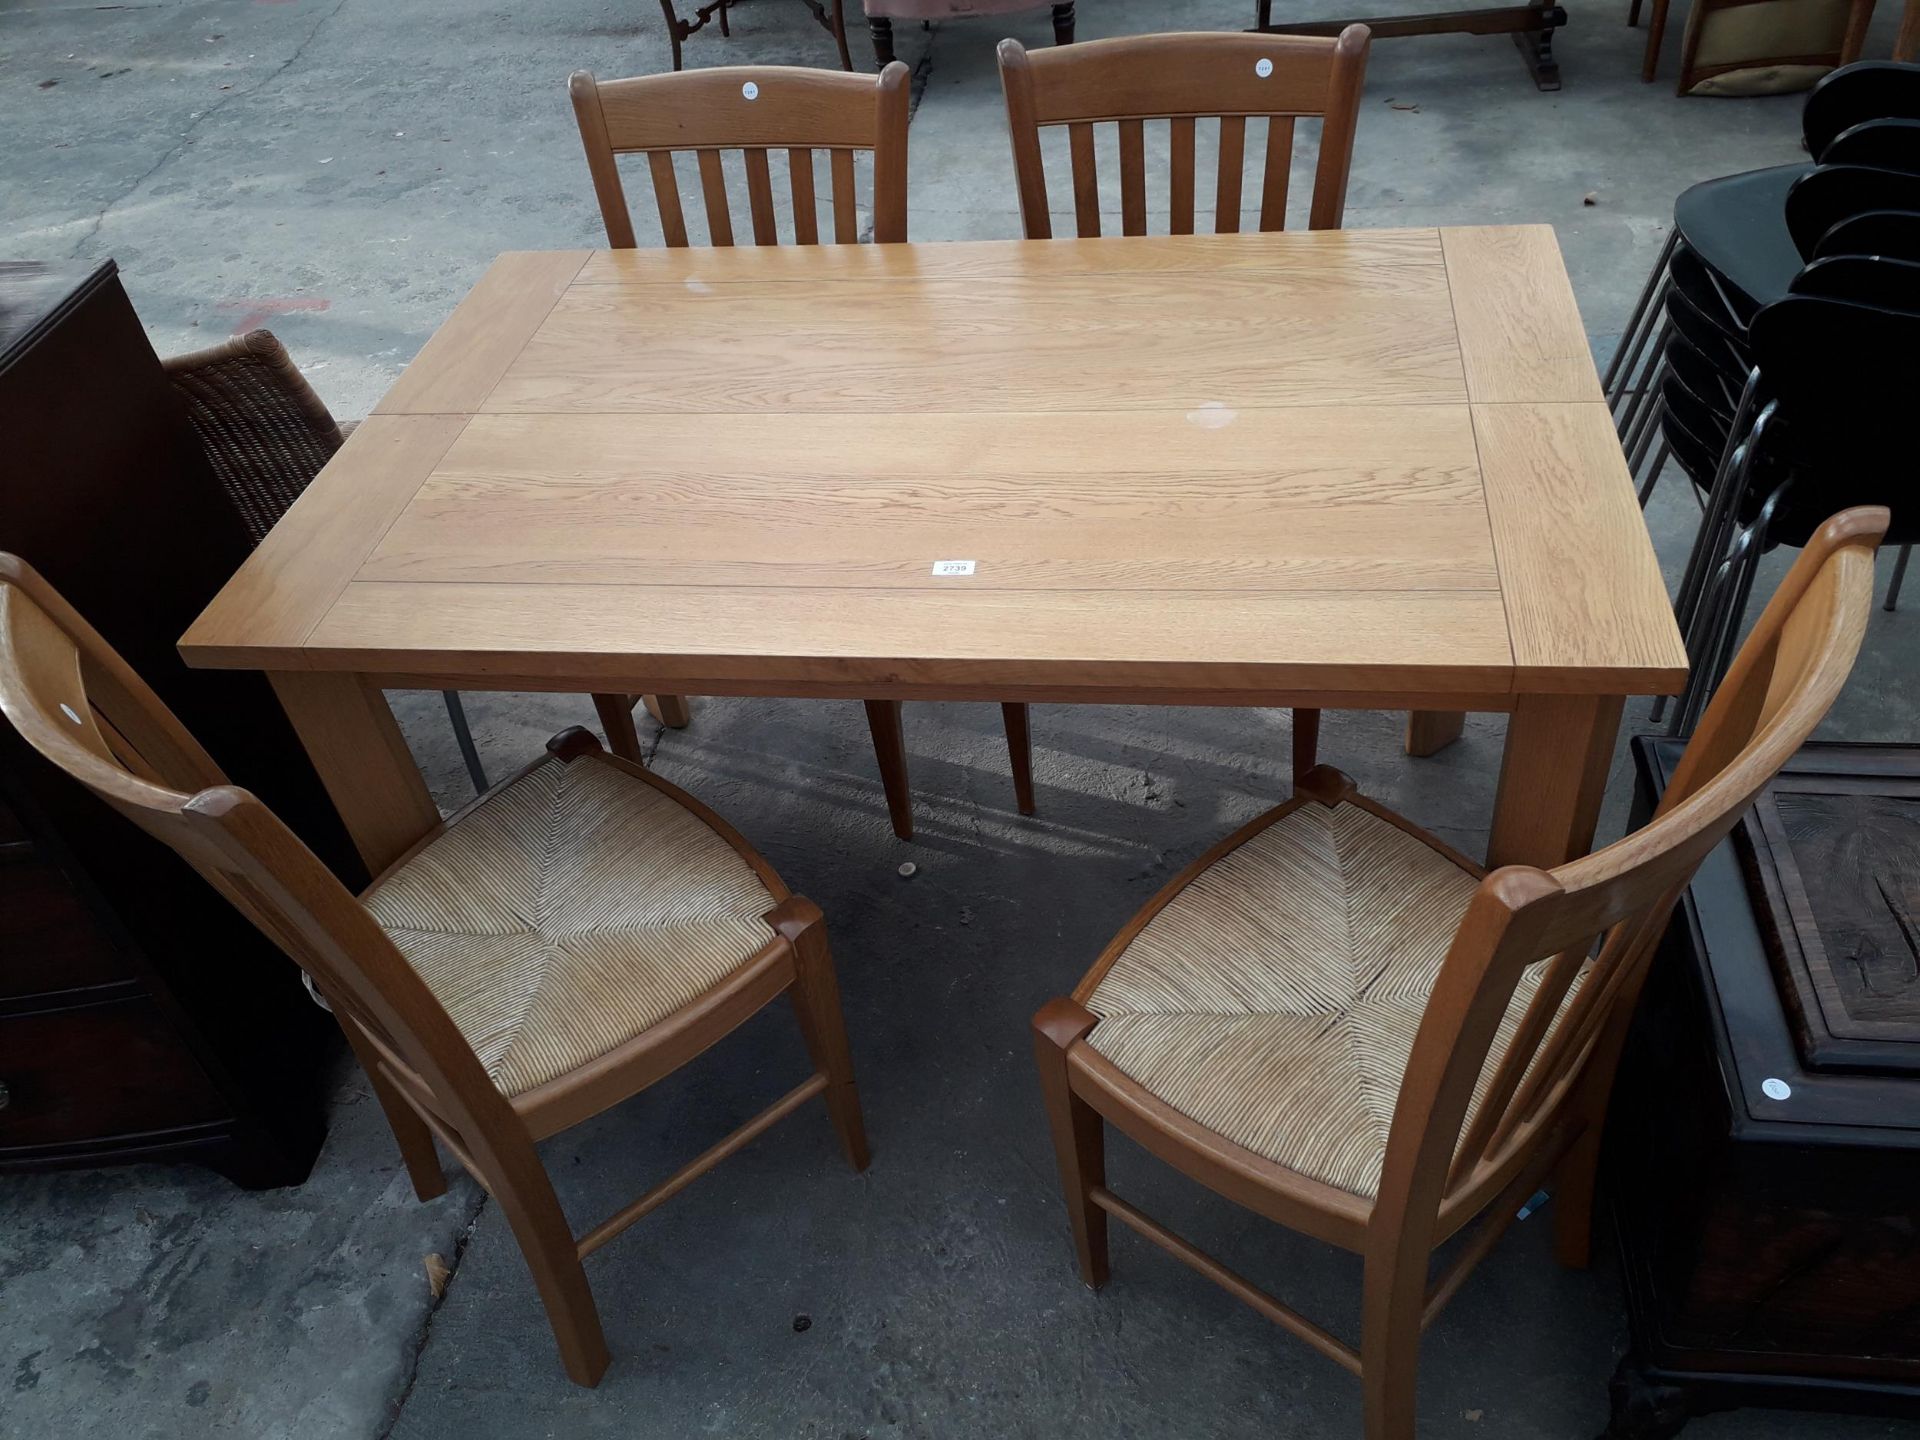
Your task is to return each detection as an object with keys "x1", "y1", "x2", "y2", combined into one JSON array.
[
  {"x1": 1627, "y1": 0, "x2": 1643, "y2": 24},
  {"x1": 1051, "y1": 0, "x2": 1075, "y2": 44},
  {"x1": 492, "y1": 1162, "x2": 612, "y2": 1387},
  {"x1": 1002, "y1": 702, "x2": 1037, "y2": 815},
  {"x1": 1885, "y1": 543, "x2": 1911, "y2": 612},
  {"x1": 870, "y1": 15, "x2": 896, "y2": 65},
  {"x1": 592, "y1": 692, "x2": 645, "y2": 762},
  {"x1": 770, "y1": 897, "x2": 871, "y2": 1171},
  {"x1": 642, "y1": 693, "x2": 694, "y2": 728},
  {"x1": 1360, "y1": 1251, "x2": 1425, "y2": 1440},
  {"x1": 658, "y1": 0, "x2": 687, "y2": 70},
  {"x1": 1256, "y1": 0, "x2": 1274, "y2": 27},
  {"x1": 442, "y1": 692, "x2": 489, "y2": 794},
  {"x1": 1291, "y1": 707, "x2": 1321, "y2": 781},
  {"x1": 718, "y1": 0, "x2": 730, "y2": 35},
  {"x1": 1032, "y1": 999, "x2": 1109, "y2": 1288},
  {"x1": 340, "y1": 1016, "x2": 447, "y2": 1202},
  {"x1": 863, "y1": 698, "x2": 914, "y2": 839}
]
